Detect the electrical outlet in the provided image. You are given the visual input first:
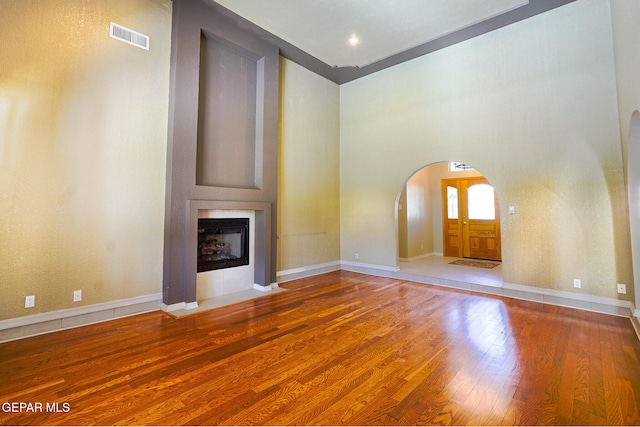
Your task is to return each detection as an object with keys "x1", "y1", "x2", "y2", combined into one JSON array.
[
  {"x1": 73, "y1": 290, "x2": 82, "y2": 302},
  {"x1": 354, "y1": 252, "x2": 359, "y2": 260},
  {"x1": 573, "y1": 279, "x2": 581, "y2": 288},
  {"x1": 25, "y1": 295, "x2": 35, "y2": 308},
  {"x1": 509, "y1": 205, "x2": 516, "y2": 214},
  {"x1": 617, "y1": 283, "x2": 627, "y2": 294}
]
